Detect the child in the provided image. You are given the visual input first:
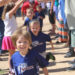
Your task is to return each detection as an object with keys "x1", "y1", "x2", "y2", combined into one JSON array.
[
  {"x1": 1, "y1": 0, "x2": 25, "y2": 69},
  {"x1": 29, "y1": 19, "x2": 55, "y2": 61},
  {"x1": 35, "y1": 5, "x2": 45, "y2": 31},
  {"x1": 21, "y1": 0, "x2": 39, "y2": 20},
  {"x1": 10, "y1": 28, "x2": 49, "y2": 75},
  {"x1": 24, "y1": 8, "x2": 36, "y2": 31}
]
